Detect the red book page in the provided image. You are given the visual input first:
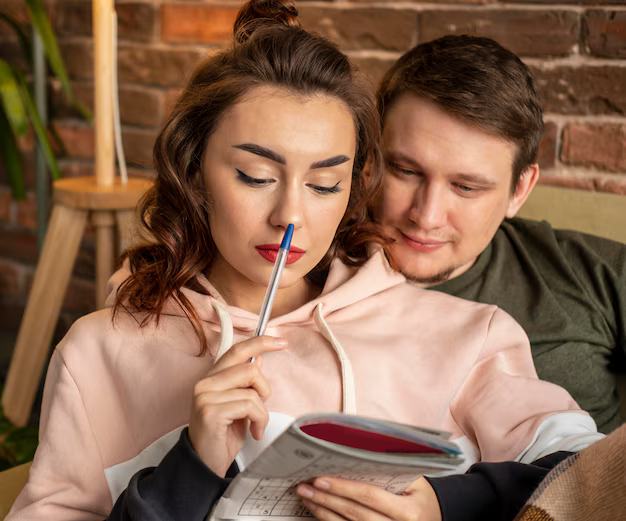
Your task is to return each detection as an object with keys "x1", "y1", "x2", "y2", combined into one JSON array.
[{"x1": 299, "y1": 423, "x2": 444, "y2": 454}]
